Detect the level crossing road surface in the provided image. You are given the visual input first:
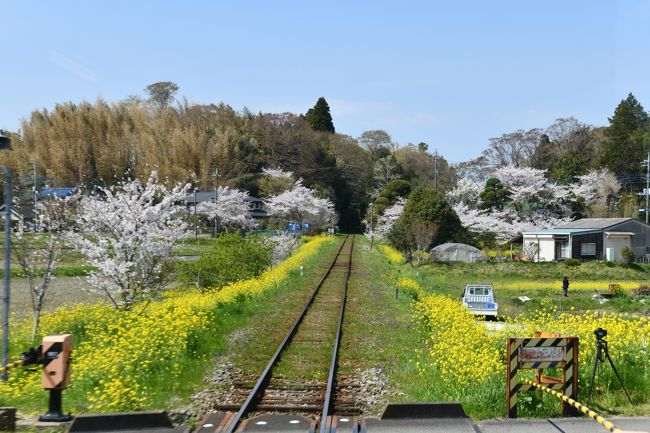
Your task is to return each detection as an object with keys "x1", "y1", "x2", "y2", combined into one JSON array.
[
  {"x1": 20, "y1": 413, "x2": 650, "y2": 433},
  {"x1": 192, "y1": 414, "x2": 650, "y2": 432},
  {"x1": 477, "y1": 417, "x2": 650, "y2": 433}
]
